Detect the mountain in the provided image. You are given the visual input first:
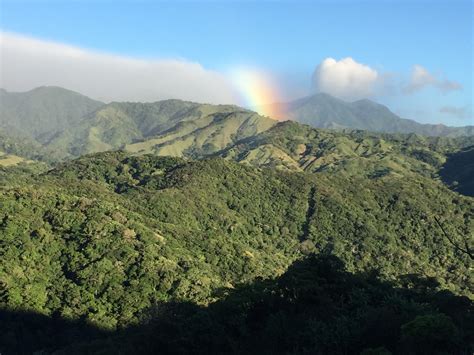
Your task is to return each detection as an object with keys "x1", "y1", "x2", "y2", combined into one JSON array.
[
  {"x1": 45, "y1": 100, "x2": 275, "y2": 159},
  {"x1": 0, "y1": 88, "x2": 278, "y2": 162},
  {"x1": 0, "y1": 86, "x2": 104, "y2": 142},
  {"x1": 276, "y1": 93, "x2": 473, "y2": 137},
  {"x1": 1, "y1": 89, "x2": 473, "y2": 353},
  {"x1": 0, "y1": 88, "x2": 472, "y2": 197},
  {"x1": 0, "y1": 151, "x2": 472, "y2": 353},
  {"x1": 1, "y1": 87, "x2": 472, "y2": 164}
]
